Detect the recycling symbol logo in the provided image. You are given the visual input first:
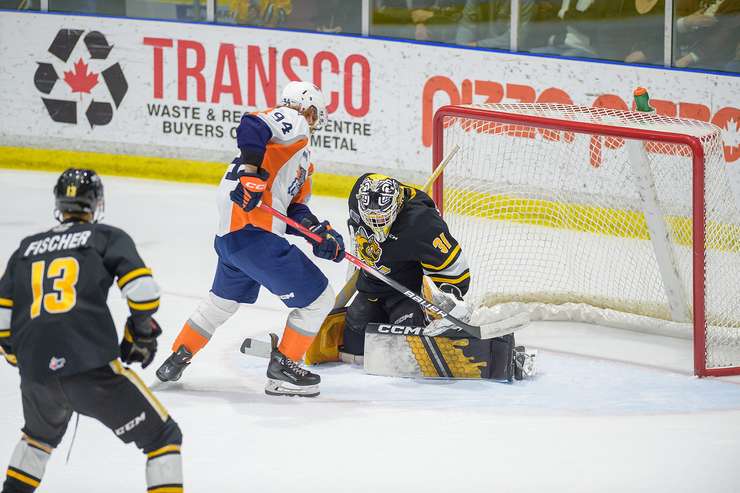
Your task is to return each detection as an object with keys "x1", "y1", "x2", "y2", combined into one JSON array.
[{"x1": 34, "y1": 29, "x2": 128, "y2": 127}]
